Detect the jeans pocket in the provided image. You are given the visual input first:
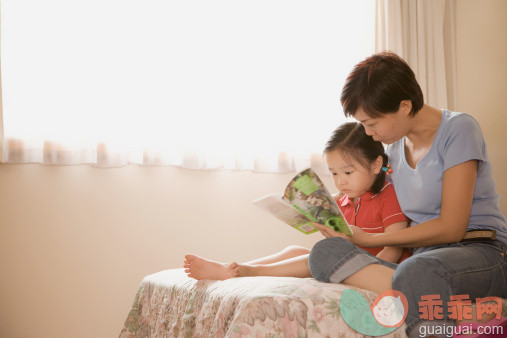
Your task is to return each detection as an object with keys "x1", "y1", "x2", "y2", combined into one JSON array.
[{"x1": 461, "y1": 240, "x2": 506, "y2": 255}]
